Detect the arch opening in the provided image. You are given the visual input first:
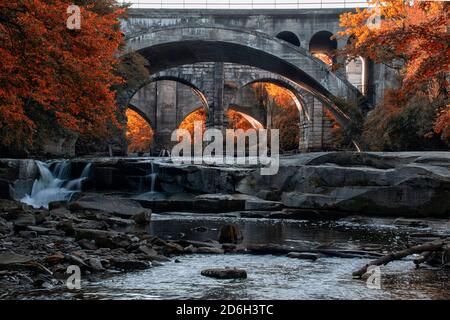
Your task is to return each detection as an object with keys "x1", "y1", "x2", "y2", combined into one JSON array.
[
  {"x1": 346, "y1": 56, "x2": 366, "y2": 94},
  {"x1": 250, "y1": 82, "x2": 301, "y2": 152},
  {"x1": 133, "y1": 38, "x2": 351, "y2": 118},
  {"x1": 227, "y1": 109, "x2": 264, "y2": 130},
  {"x1": 129, "y1": 79, "x2": 207, "y2": 154},
  {"x1": 126, "y1": 108, "x2": 154, "y2": 155},
  {"x1": 276, "y1": 31, "x2": 300, "y2": 47},
  {"x1": 309, "y1": 31, "x2": 337, "y2": 66}
]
